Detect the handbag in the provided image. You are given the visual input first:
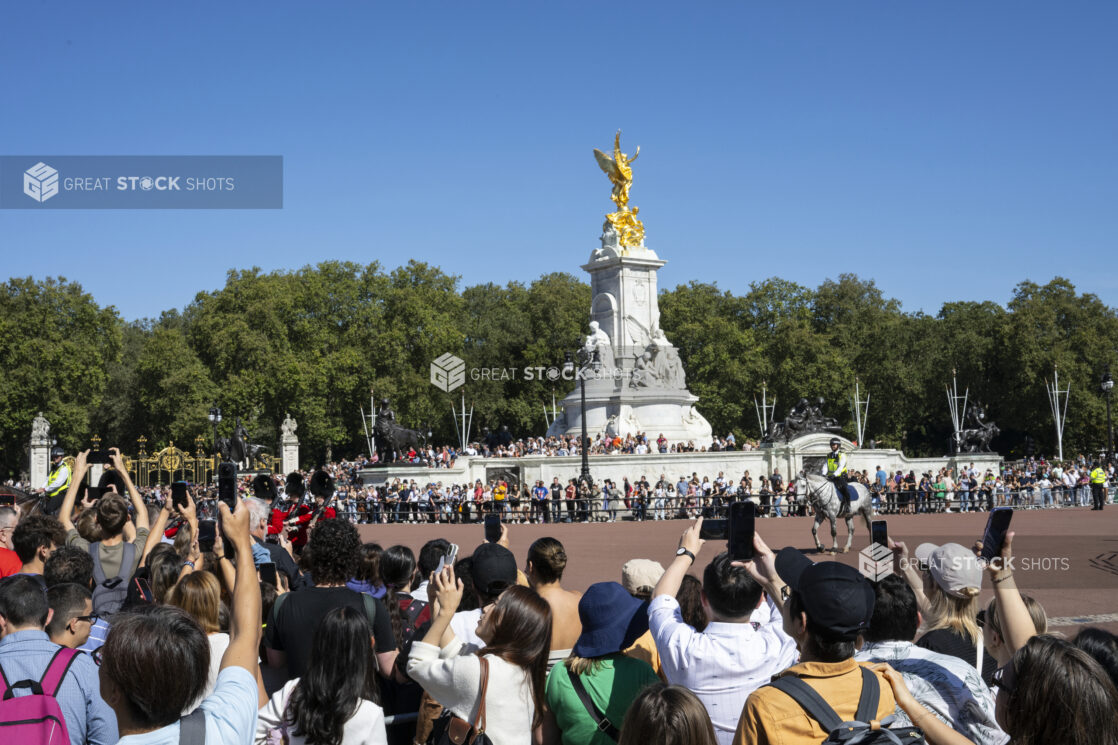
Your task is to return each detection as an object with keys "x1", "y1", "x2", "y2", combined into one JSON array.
[{"x1": 427, "y1": 656, "x2": 491, "y2": 745}]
